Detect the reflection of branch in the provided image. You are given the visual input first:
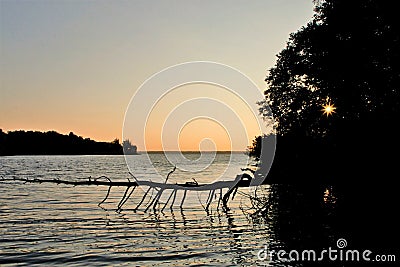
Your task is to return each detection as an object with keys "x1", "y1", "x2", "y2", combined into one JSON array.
[{"x1": 165, "y1": 165, "x2": 176, "y2": 184}]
